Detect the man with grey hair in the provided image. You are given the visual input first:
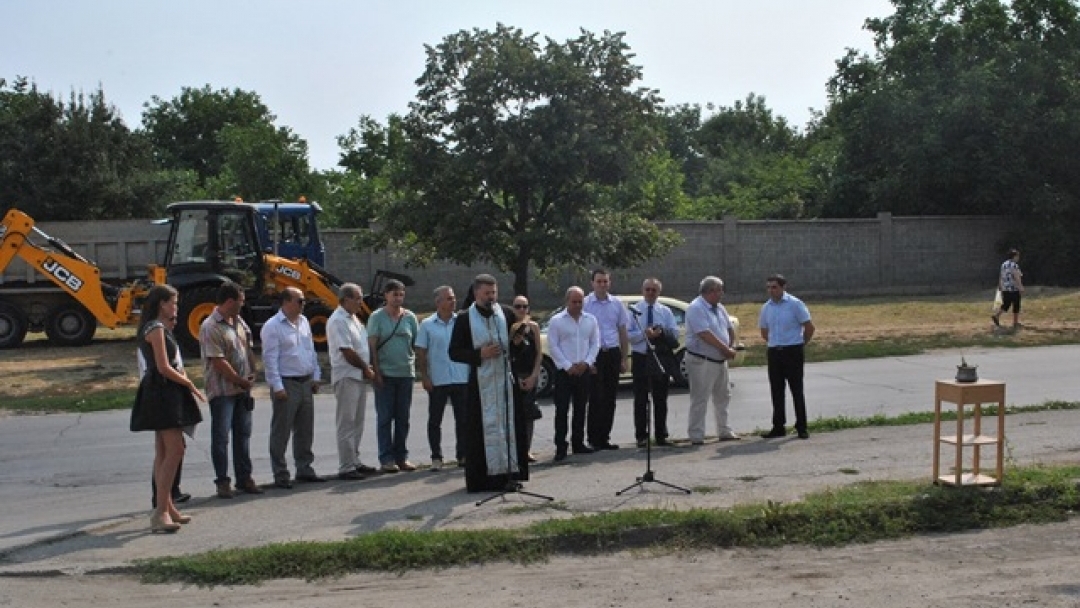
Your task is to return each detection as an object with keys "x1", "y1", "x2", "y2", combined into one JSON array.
[
  {"x1": 684, "y1": 276, "x2": 740, "y2": 444},
  {"x1": 416, "y1": 285, "x2": 469, "y2": 471},
  {"x1": 327, "y1": 282, "x2": 378, "y2": 480}
]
